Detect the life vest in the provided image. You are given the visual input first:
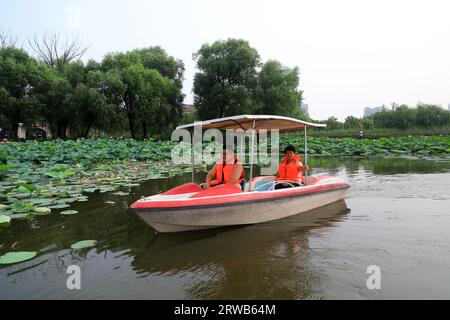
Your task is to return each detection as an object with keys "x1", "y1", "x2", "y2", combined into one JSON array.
[
  {"x1": 276, "y1": 154, "x2": 303, "y2": 182},
  {"x1": 211, "y1": 157, "x2": 245, "y2": 186}
]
